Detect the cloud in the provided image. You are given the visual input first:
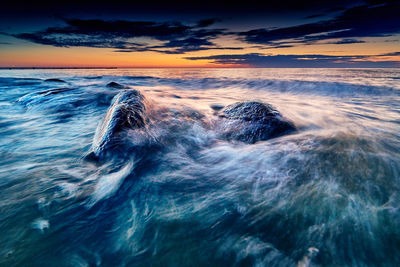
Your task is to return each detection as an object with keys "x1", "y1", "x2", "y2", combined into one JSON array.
[
  {"x1": 10, "y1": 18, "x2": 238, "y2": 54},
  {"x1": 46, "y1": 19, "x2": 191, "y2": 41},
  {"x1": 380, "y1": 51, "x2": 400, "y2": 56},
  {"x1": 328, "y1": 38, "x2": 366, "y2": 44},
  {"x1": 13, "y1": 32, "x2": 148, "y2": 49},
  {"x1": 239, "y1": 1, "x2": 400, "y2": 46},
  {"x1": 145, "y1": 37, "x2": 242, "y2": 54},
  {"x1": 185, "y1": 53, "x2": 400, "y2": 67},
  {"x1": 5, "y1": 1, "x2": 400, "y2": 56},
  {"x1": 196, "y1": 18, "x2": 220, "y2": 28},
  {"x1": 384, "y1": 39, "x2": 400, "y2": 42}
]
